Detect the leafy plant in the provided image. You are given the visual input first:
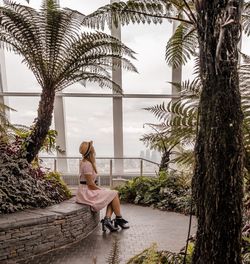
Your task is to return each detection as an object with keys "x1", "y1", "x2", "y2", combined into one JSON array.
[
  {"x1": 127, "y1": 243, "x2": 189, "y2": 264},
  {"x1": 117, "y1": 171, "x2": 193, "y2": 215},
  {"x1": 45, "y1": 171, "x2": 72, "y2": 199},
  {"x1": 0, "y1": 102, "x2": 16, "y2": 140},
  {"x1": 0, "y1": 139, "x2": 71, "y2": 214},
  {"x1": 14, "y1": 125, "x2": 64, "y2": 154}
]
